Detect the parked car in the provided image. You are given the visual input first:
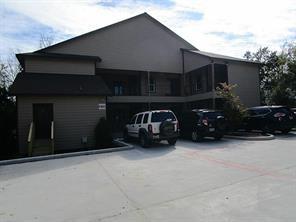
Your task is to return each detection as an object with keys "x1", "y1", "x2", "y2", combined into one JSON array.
[
  {"x1": 123, "y1": 110, "x2": 179, "y2": 147},
  {"x1": 243, "y1": 106, "x2": 296, "y2": 134},
  {"x1": 179, "y1": 109, "x2": 227, "y2": 141}
]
